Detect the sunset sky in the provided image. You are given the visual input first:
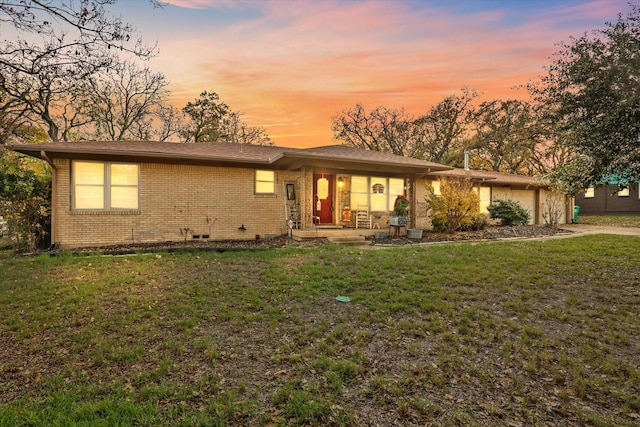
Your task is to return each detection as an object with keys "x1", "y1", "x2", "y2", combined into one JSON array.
[{"x1": 115, "y1": 0, "x2": 632, "y2": 148}]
